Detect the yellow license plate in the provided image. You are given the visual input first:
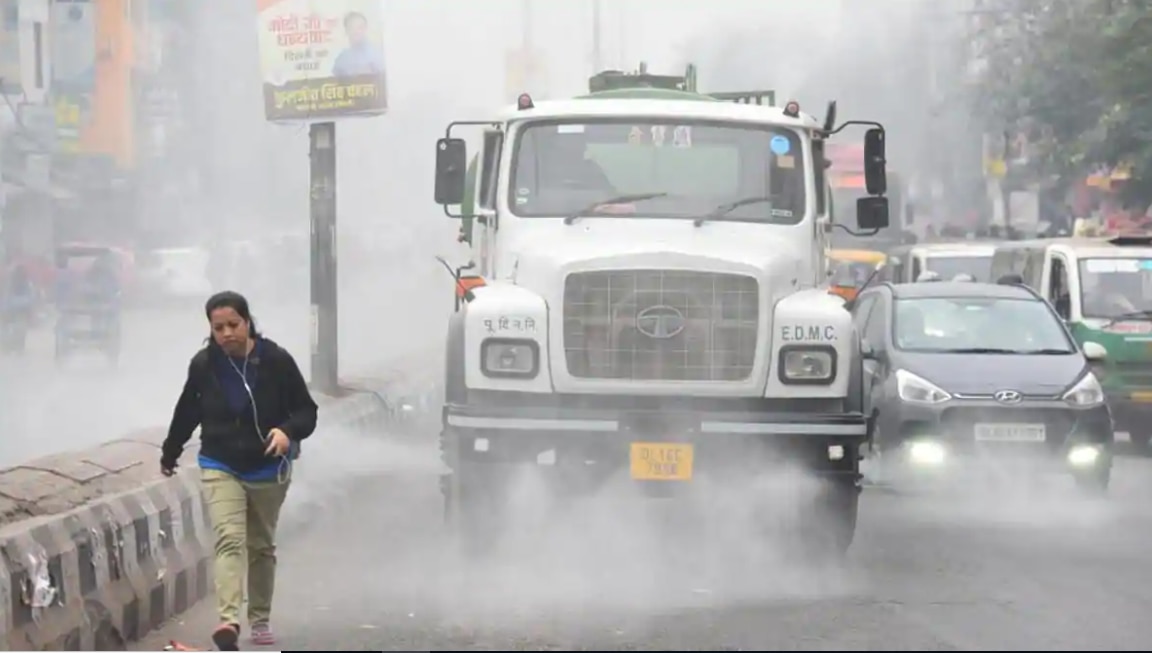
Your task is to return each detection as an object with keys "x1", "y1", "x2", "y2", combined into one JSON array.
[
  {"x1": 1131, "y1": 391, "x2": 1152, "y2": 403},
  {"x1": 629, "y1": 442, "x2": 694, "y2": 481}
]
